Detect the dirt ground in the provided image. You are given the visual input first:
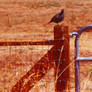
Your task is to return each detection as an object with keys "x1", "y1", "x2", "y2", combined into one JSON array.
[{"x1": 0, "y1": 0, "x2": 92, "y2": 92}]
